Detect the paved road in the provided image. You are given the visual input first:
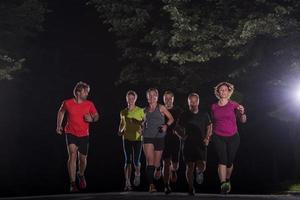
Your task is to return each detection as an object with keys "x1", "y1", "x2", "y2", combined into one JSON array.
[{"x1": 0, "y1": 192, "x2": 299, "y2": 200}]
